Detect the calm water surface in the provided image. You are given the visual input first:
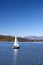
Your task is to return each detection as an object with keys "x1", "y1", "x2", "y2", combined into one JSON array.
[{"x1": 0, "y1": 42, "x2": 43, "y2": 65}]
